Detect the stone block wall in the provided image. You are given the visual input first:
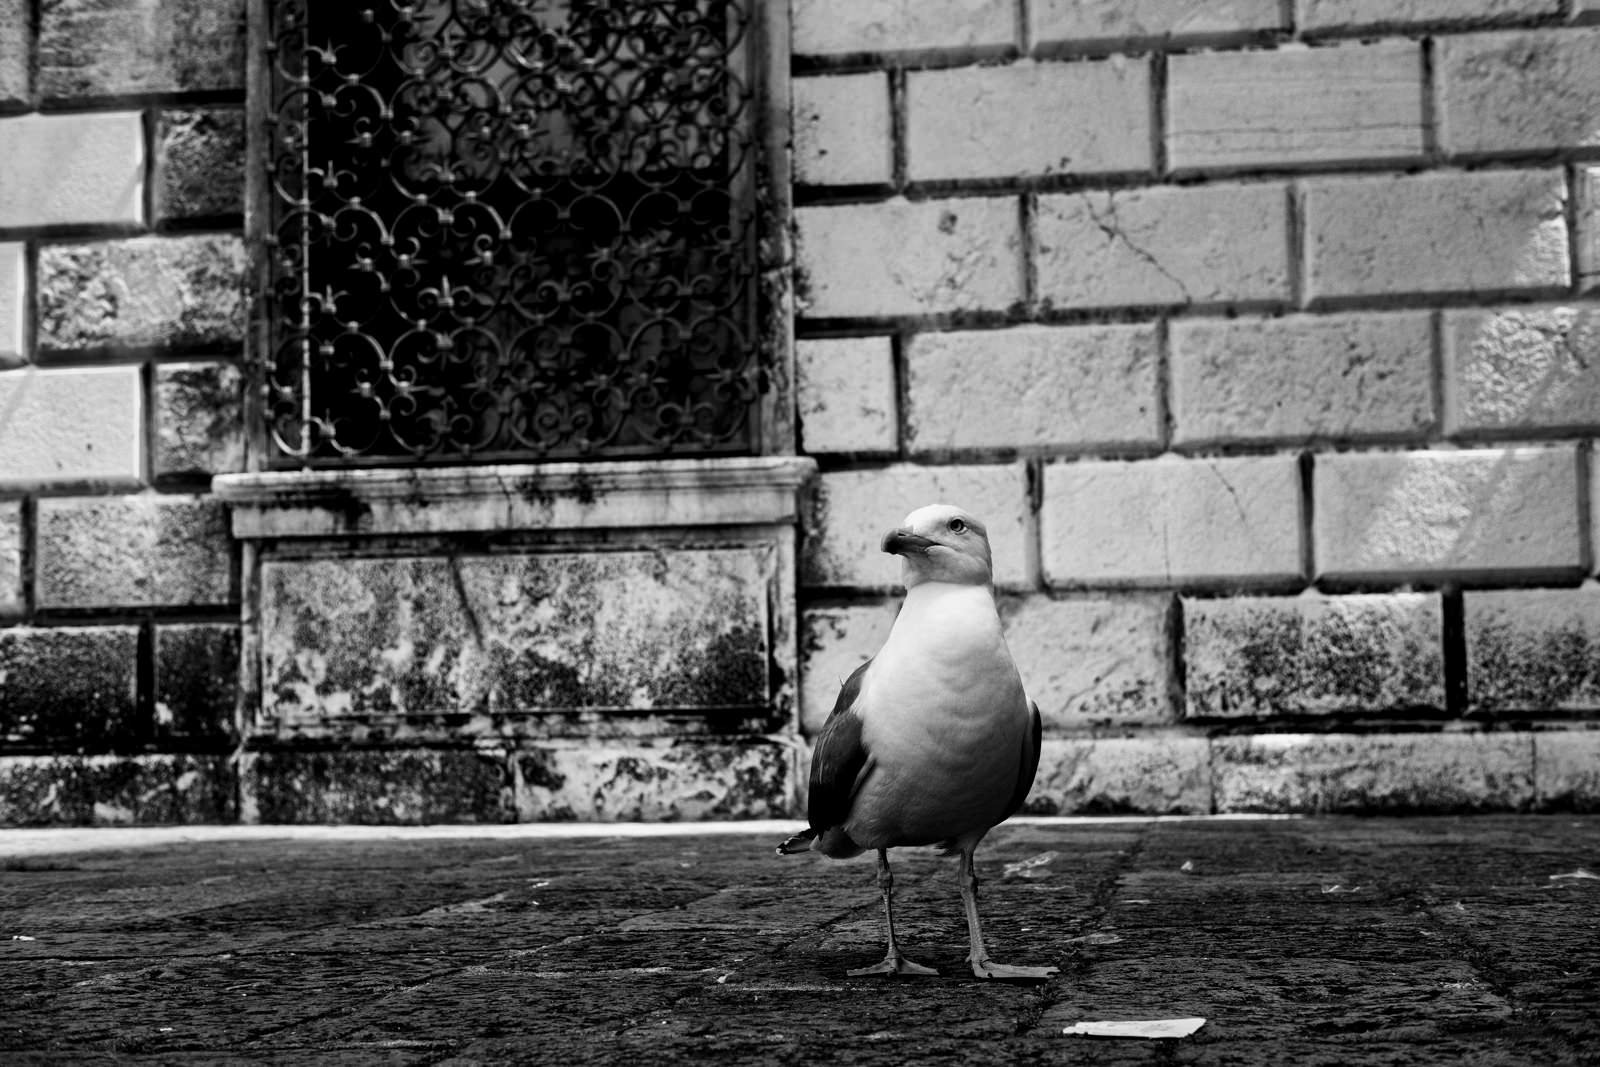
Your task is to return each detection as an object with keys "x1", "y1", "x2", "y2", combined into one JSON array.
[
  {"x1": 793, "y1": 0, "x2": 1600, "y2": 814},
  {"x1": 0, "y1": 0, "x2": 248, "y2": 823}
]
